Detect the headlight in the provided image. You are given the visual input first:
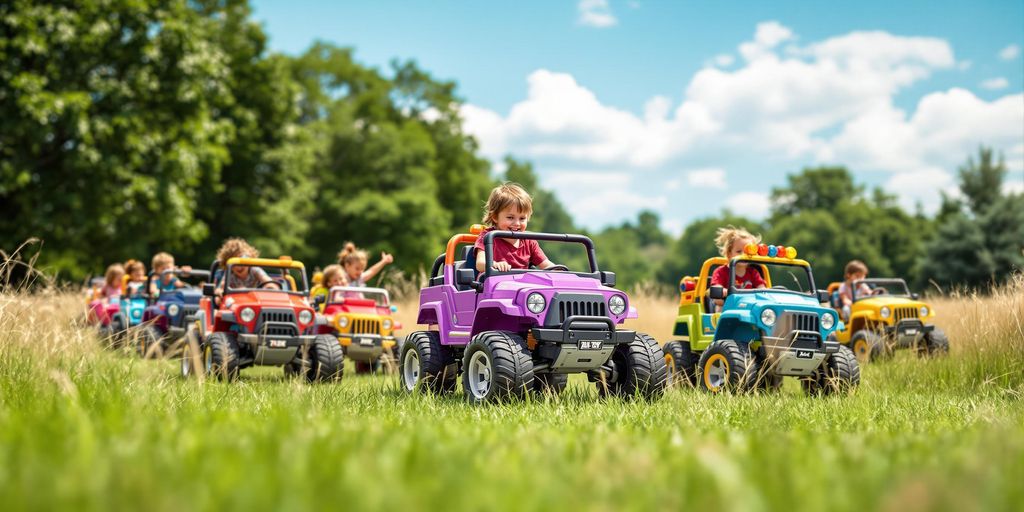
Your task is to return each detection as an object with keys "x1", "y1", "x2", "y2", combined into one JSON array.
[
  {"x1": 608, "y1": 295, "x2": 626, "y2": 316},
  {"x1": 821, "y1": 312, "x2": 835, "y2": 330},
  {"x1": 919, "y1": 306, "x2": 929, "y2": 317},
  {"x1": 132, "y1": 309, "x2": 141, "y2": 319},
  {"x1": 337, "y1": 316, "x2": 349, "y2": 328},
  {"x1": 760, "y1": 308, "x2": 776, "y2": 327},
  {"x1": 382, "y1": 319, "x2": 392, "y2": 330},
  {"x1": 298, "y1": 310, "x2": 313, "y2": 324},
  {"x1": 240, "y1": 307, "x2": 256, "y2": 323},
  {"x1": 167, "y1": 304, "x2": 180, "y2": 317},
  {"x1": 880, "y1": 307, "x2": 891, "y2": 319},
  {"x1": 527, "y1": 293, "x2": 546, "y2": 314}
]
